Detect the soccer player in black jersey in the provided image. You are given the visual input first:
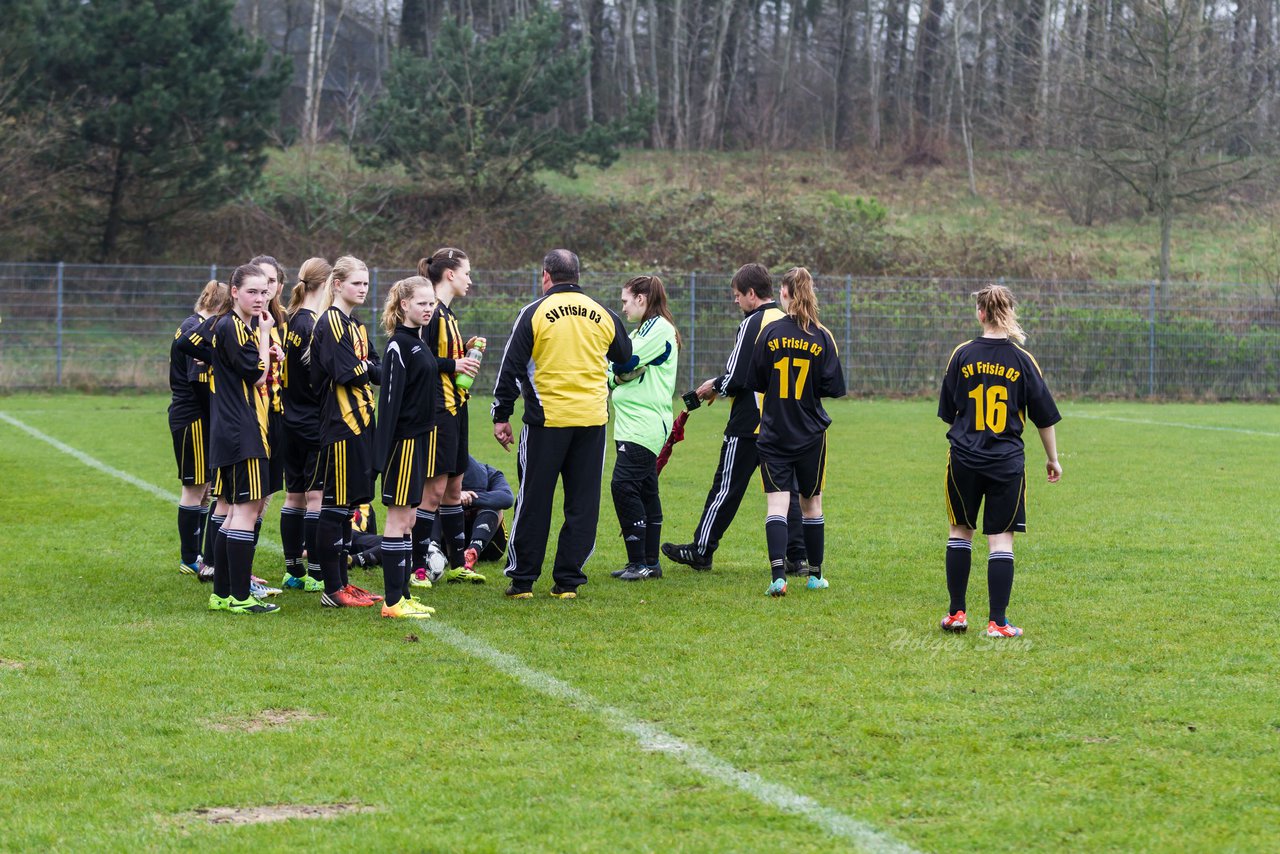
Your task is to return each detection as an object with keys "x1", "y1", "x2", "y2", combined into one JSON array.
[
  {"x1": 662, "y1": 264, "x2": 809, "y2": 574},
  {"x1": 747, "y1": 267, "x2": 847, "y2": 596},
  {"x1": 415, "y1": 248, "x2": 485, "y2": 584},
  {"x1": 175, "y1": 287, "x2": 230, "y2": 583},
  {"x1": 938, "y1": 284, "x2": 1062, "y2": 638},
  {"x1": 309, "y1": 255, "x2": 384, "y2": 608},
  {"x1": 372, "y1": 276, "x2": 440, "y2": 619},
  {"x1": 279, "y1": 257, "x2": 332, "y2": 593},
  {"x1": 243, "y1": 254, "x2": 288, "y2": 599},
  {"x1": 206, "y1": 264, "x2": 281, "y2": 615},
  {"x1": 168, "y1": 279, "x2": 223, "y2": 577}
]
